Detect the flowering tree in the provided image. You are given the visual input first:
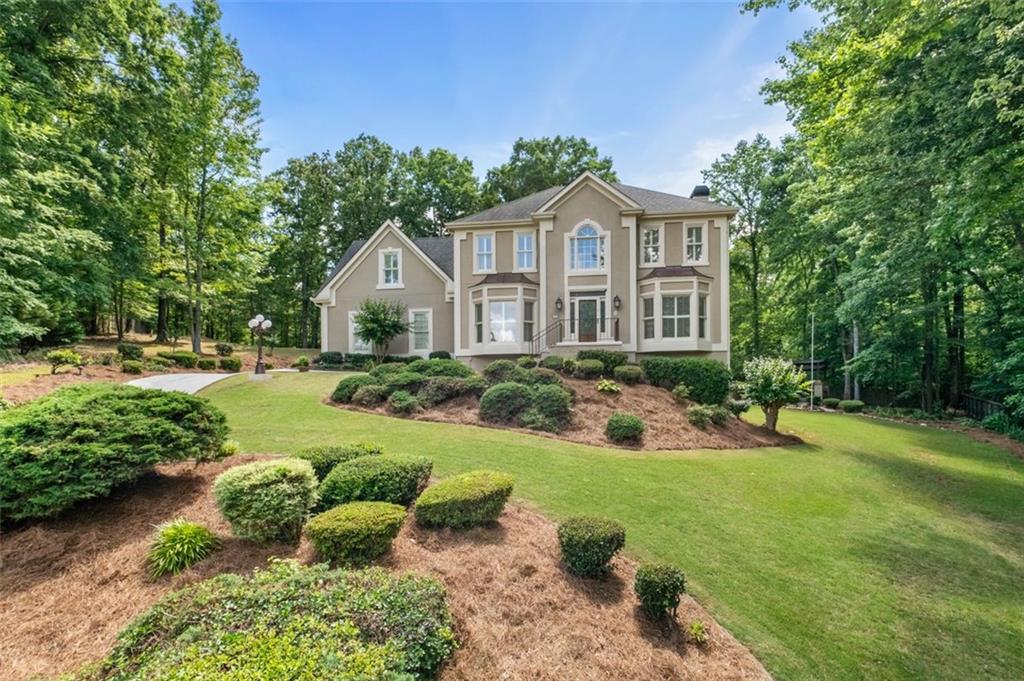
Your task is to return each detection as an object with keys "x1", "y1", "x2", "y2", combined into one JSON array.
[
  {"x1": 353, "y1": 299, "x2": 409, "y2": 363},
  {"x1": 740, "y1": 357, "x2": 811, "y2": 432}
]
